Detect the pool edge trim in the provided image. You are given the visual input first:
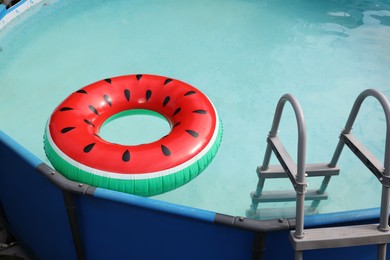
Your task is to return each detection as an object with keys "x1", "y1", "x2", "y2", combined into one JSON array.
[{"x1": 0, "y1": 0, "x2": 44, "y2": 30}]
